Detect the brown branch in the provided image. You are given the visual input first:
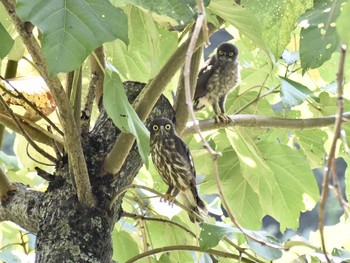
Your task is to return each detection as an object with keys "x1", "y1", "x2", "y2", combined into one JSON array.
[
  {"x1": 1, "y1": 0, "x2": 96, "y2": 207},
  {"x1": 0, "y1": 92, "x2": 57, "y2": 163},
  {"x1": 124, "y1": 245, "x2": 255, "y2": 263},
  {"x1": 182, "y1": 112, "x2": 350, "y2": 136},
  {"x1": 0, "y1": 79, "x2": 63, "y2": 136},
  {"x1": 102, "y1": 21, "x2": 224, "y2": 176},
  {"x1": 319, "y1": 44, "x2": 347, "y2": 263},
  {"x1": 91, "y1": 46, "x2": 105, "y2": 106},
  {"x1": 81, "y1": 71, "x2": 97, "y2": 136},
  {"x1": 174, "y1": 44, "x2": 202, "y2": 135},
  {"x1": 0, "y1": 111, "x2": 63, "y2": 148},
  {"x1": 123, "y1": 212, "x2": 198, "y2": 238}
]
